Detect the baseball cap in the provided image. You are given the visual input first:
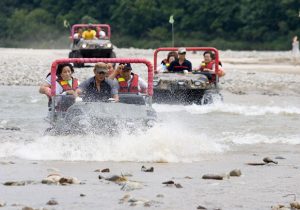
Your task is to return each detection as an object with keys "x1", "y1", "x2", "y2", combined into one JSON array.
[
  {"x1": 178, "y1": 47, "x2": 186, "y2": 54},
  {"x1": 119, "y1": 63, "x2": 132, "y2": 71},
  {"x1": 94, "y1": 62, "x2": 108, "y2": 73}
]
